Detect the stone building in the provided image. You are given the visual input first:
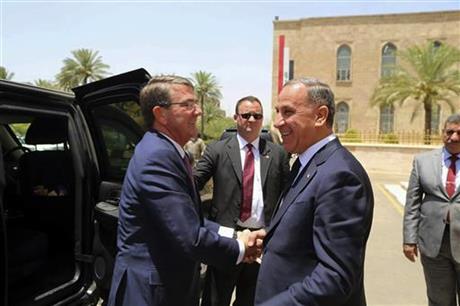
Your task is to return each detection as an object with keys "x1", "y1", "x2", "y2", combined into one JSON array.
[{"x1": 272, "y1": 10, "x2": 460, "y2": 138}]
